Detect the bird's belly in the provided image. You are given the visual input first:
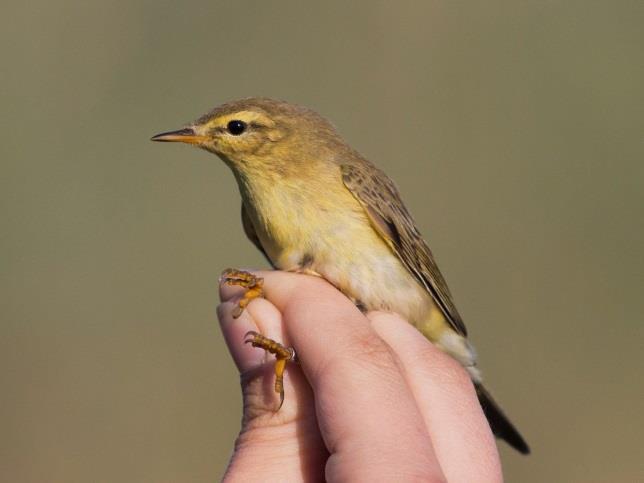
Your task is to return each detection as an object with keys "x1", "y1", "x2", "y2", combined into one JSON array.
[
  {"x1": 254, "y1": 200, "x2": 475, "y2": 369},
  {"x1": 313, "y1": 244, "x2": 433, "y2": 323},
  {"x1": 263, "y1": 210, "x2": 433, "y2": 324}
]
